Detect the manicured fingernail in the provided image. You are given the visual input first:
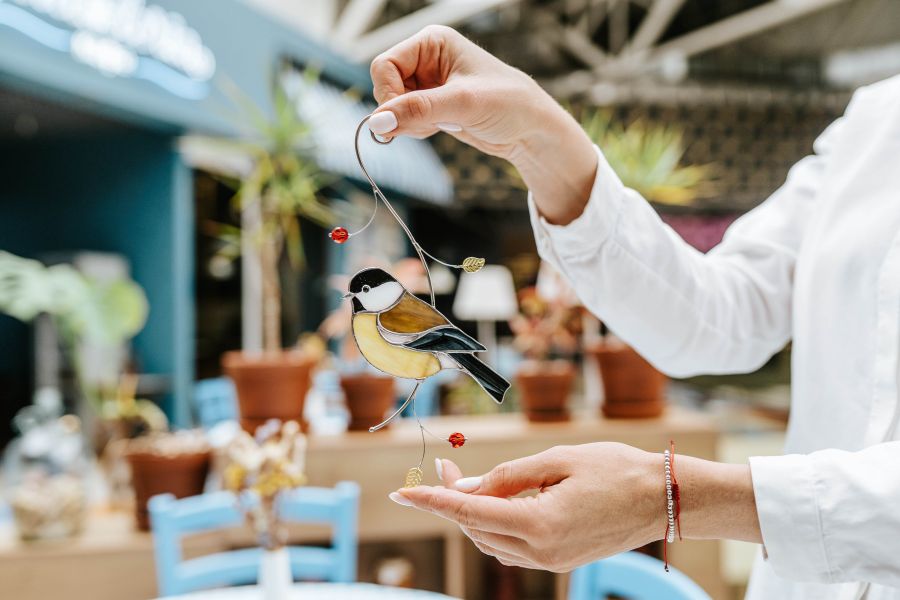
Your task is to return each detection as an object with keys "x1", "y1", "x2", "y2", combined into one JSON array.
[
  {"x1": 368, "y1": 111, "x2": 398, "y2": 135},
  {"x1": 435, "y1": 122, "x2": 462, "y2": 132},
  {"x1": 435, "y1": 458, "x2": 444, "y2": 481},
  {"x1": 454, "y1": 476, "x2": 482, "y2": 493},
  {"x1": 389, "y1": 492, "x2": 413, "y2": 507}
]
